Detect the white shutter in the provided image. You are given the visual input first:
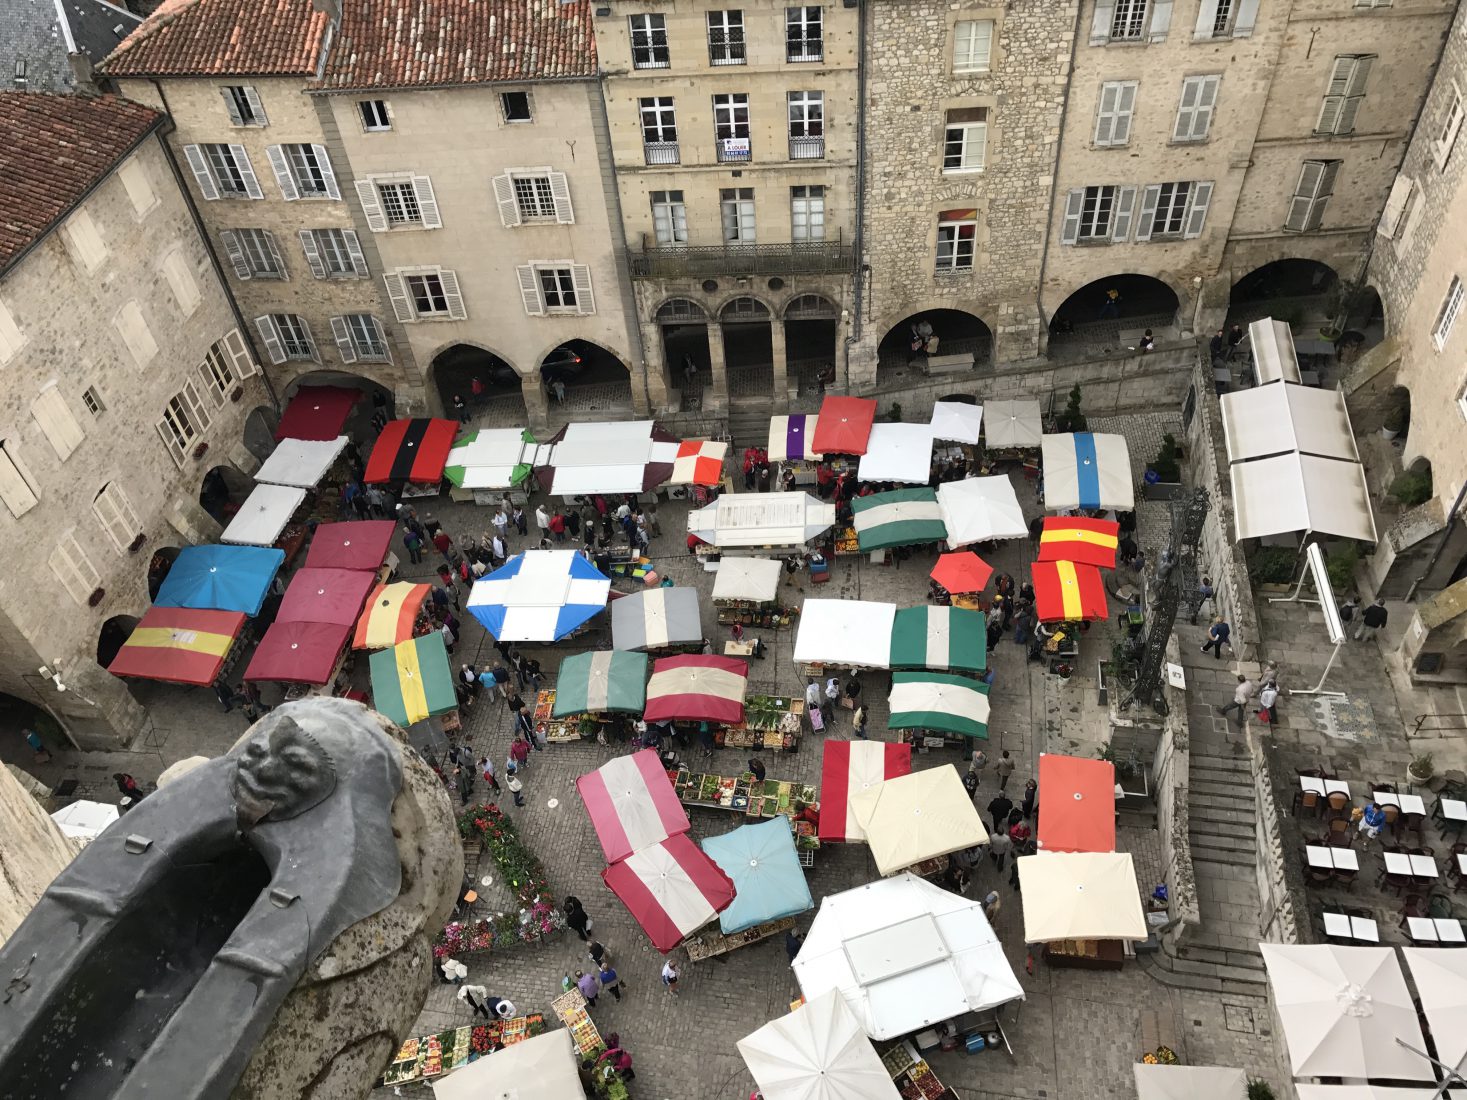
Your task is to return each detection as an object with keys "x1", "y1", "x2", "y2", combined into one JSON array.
[
  {"x1": 571, "y1": 265, "x2": 596, "y2": 315},
  {"x1": 156, "y1": 418, "x2": 186, "y2": 467},
  {"x1": 1232, "y1": 0, "x2": 1259, "y2": 37},
  {"x1": 1336, "y1": 57, "x2": 1374, "y2": 135},
  {"x1": 50, "y1": 535, "x2": 99, "y2": 602},
  {"x1": 438, "y1": 270, "x2": 467, "y2": 320},
  {"x1": 221, "y1": 87, "x2": 244, "y2": 125},
  {"x1": 1135, "y1": 185, "x2": 1162, "y2": 241},
  {"x1": 232, "y1": 144, "x2": 263, "y2": 199},
  {"x1": 1191, "y1": 75, "x2": 1219, "y2": 140},
  {"x1": 222, "y1": 327, "x2": 259, "y2": 378},
  {"x1": 1378, "y1": 175, "x2": 1414, "y2": 238},
  {"x1": 298, "y1": 230, "x2": 326, "y2": 278},
  {"x1": 163, "y1": 250, "x2": 201, "y2": 314},
  {"x1": 1095, "y1": 82, "x2": 1120, "y2": 146},
  {"x1": 312, "y1": 145, "x2": 340, "y2": 199},
  {"x1": 1176, "y1": 75, "x2": 1219, "y2": 142},
  {"x1": 183, "y1": 145, "x2": 220, "y2": 201},
  {"x1": 330, "y1": 316, "x2": 358, "y2": 364},
  {"x1": 1193, "y1": 0, "x2": 1220, "y2": 38},
  {"x1": 1112, "y1": 186, "x2": 1137, "y2": 241},
  {"x1": 1183, "y1": 181, "x2": 1214, "y2": 238},
  {"x1": 517, "y1": 265, "x2": 544, "y2": 315},
  {"x1": 1060, "y1": 190, "x2": 1085, "y2": 245},
  {"x1": 413, "y1": 176, "x2": 442, "y2": 228},
  {"x1": 343, "y1": 230, "x2": 368, "y2": 276},
  {"x1": 182, "y1": 378, "x2": 213, "y2": 429},
  {"x1": 0, "y1": 300, "x2": 20, "y2": 365},
  {"x1": 254, "y1": 314, "x2": 287, "y2": 364},
  {"x1": 220, "y1": 229, "x2": 252, "y2": 279},
  {"x1": 115, "y1": 301, "x2": 158, "y2": 367},
  {"x1": 297, "y1": 318, "x2": 318, "y2": 361},
  {"x1": 356, "y1": 180, "x2": 388, "y2": 232},
  {"x1": 243, "y1": 86, "x2": 267, "y2": 125},
  {"x1": 1112, "y1": 82, "x2": 1137, "y2": 145},
  {"x1": 0, "y1": 446, "x2": 38, "y2": 516},
  {"x1": 266, "y1": 145, "x2": 299, "y2": 200},
  {"x1": 492, "y1": 174, "x2": 521, "y2": 226},
  {"x1": 198, "y1": 360, "x2": 227, "y2": 409},
  {"x1": 32, "y1": 387, "x2": 84, "y2": 460},
  {"x1": 550, "y1": 172, "x2": 575, "y2": 224},
  {"x1": 1148, "y1": 0, "x2": 1173, "y2": 42},
  {"x1": 382, "y1": 273, "x2": 414, "y2": 322},
  {"x1": 1091, "y1": 0, "x2": 1116, "y2": 44},
  {"x1": 94, "y1": 484, "x2": 141, "y2": 552}
]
